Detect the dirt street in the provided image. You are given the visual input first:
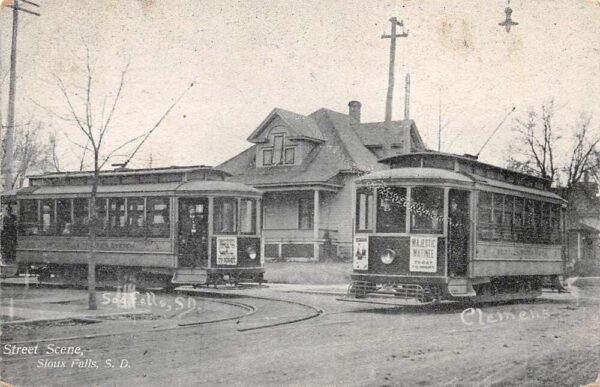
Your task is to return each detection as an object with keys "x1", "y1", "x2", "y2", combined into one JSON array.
[{"x1": 1, "y1": 285, "x2": 599, "y2": 386}]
